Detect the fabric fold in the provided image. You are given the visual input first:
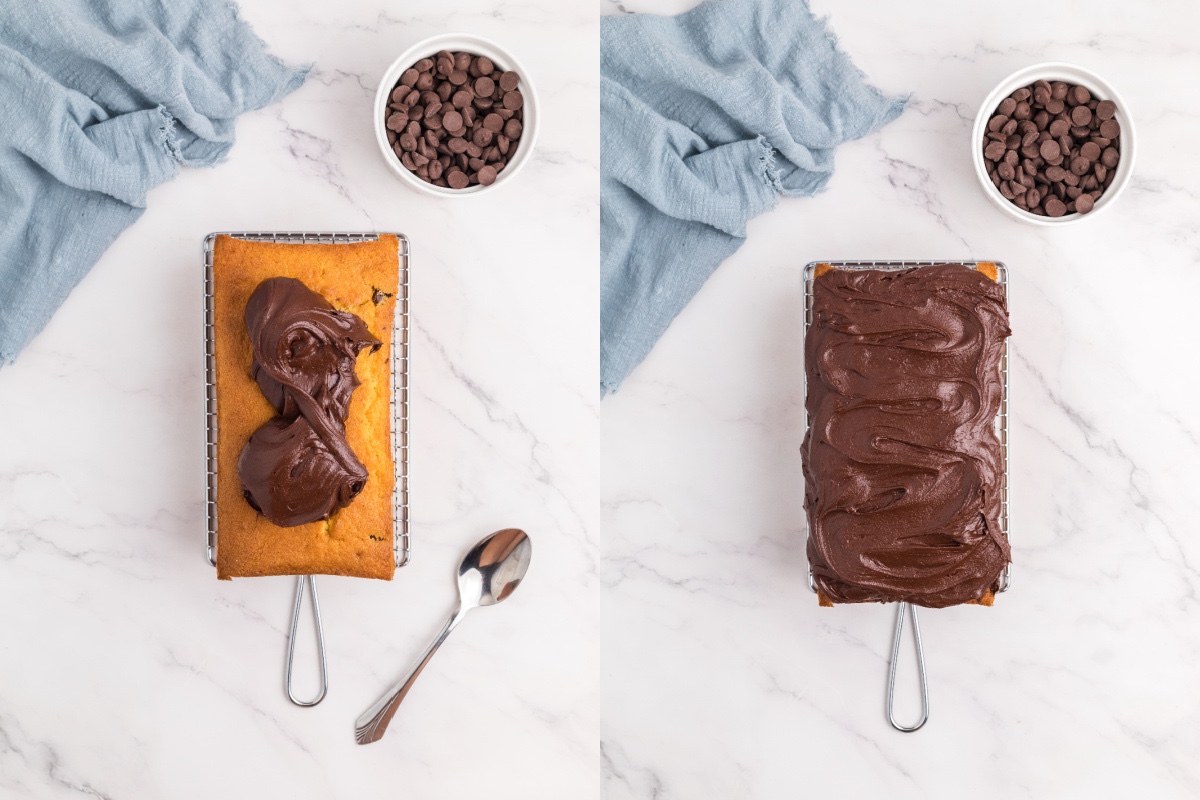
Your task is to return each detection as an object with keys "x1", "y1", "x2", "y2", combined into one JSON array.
[
  {"x1": 600, "y1": 0, "x2": 908, "y2": 394},
  {"x1": 0, "y1": 0, "x2": 309, "y2": 364}
]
